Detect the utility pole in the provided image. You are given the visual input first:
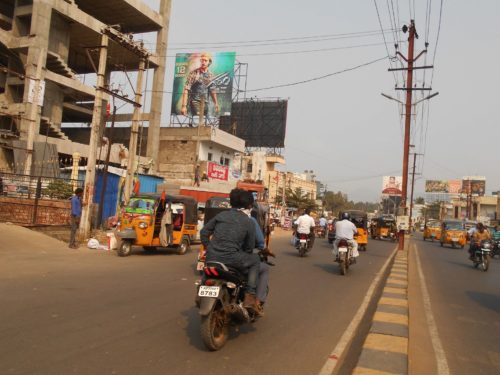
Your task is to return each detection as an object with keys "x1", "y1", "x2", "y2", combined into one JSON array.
[
  {"x1": 80, "y1": 35, "x2": 109, "y2": 240},
  {"x1": 409, "y1": 150, "x2": 423, "y2": 229},
  {"x1": 124, "y1": 58, "x2": 147, "y2": 204}
]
